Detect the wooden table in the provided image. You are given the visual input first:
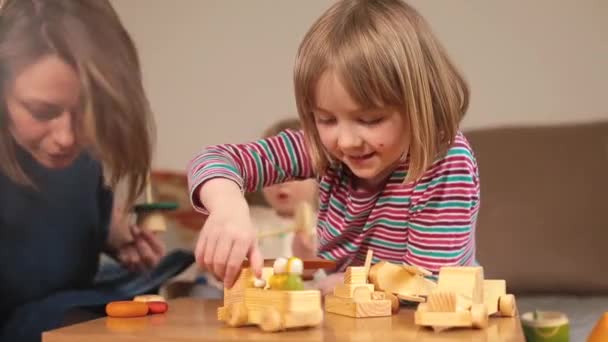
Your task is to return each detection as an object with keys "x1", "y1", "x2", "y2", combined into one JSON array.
[{"x1": 43, "y1": 298, "x2": 525, "y2": 341}]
